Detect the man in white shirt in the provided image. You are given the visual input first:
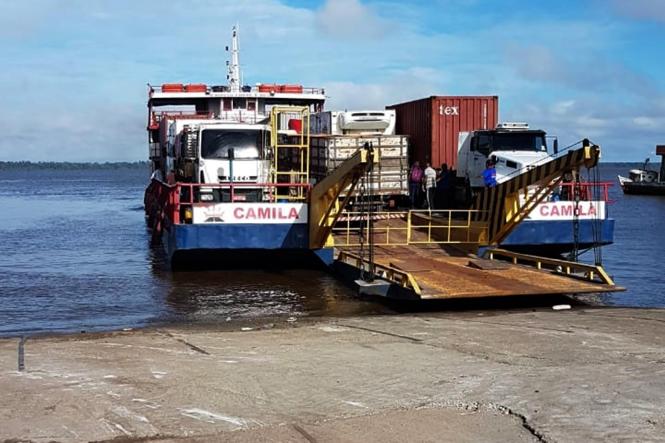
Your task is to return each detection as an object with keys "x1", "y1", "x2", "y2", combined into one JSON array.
[{"x1": 423, "y1": 162, "x2": 437, "y2": 209}]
